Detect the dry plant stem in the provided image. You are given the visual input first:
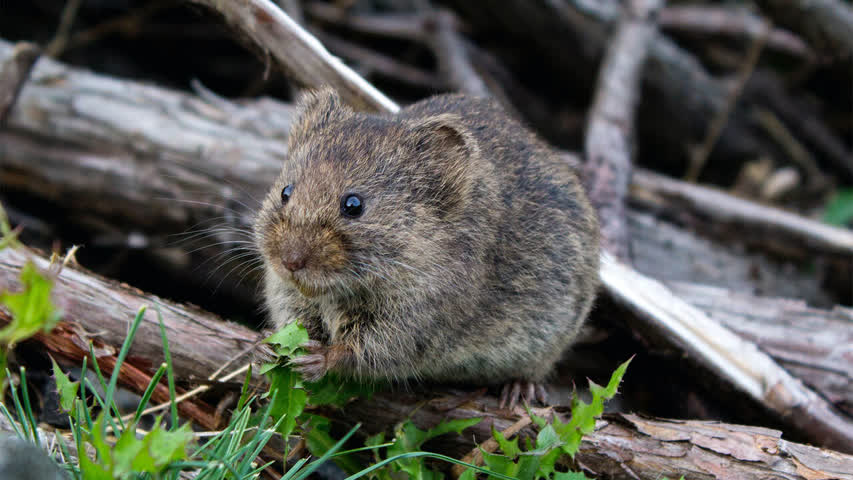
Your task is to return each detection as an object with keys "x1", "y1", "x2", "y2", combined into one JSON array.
[
  {"x1": 685, "y1": 22, "x2": 769, "y2": 182},
  {"x1": 187, "y1": 0, "x2": 399, "y2": 113},
  {"x1": 746, "y1": 71, "x2": 853, "y2": 180},
  {"x1": 0, "y1": 42, "x2": 40, "y2": 127},
  {"x1": 659, "y1": 5, "x2": 813, "y2": 58},
  {"x1": 600, "y1": 253, "x2": 853, "y2": 453},
  {"x1": 632, "y1": 169, "x2": 853, "y2": 257},
  {"x1": 753, "y1": 0, "x2": 853, "y2": 58},
  {"x1": 44, "y1": 0, "x2": 83, "y2": 57},
  {"x1": 752, "y1": 107, "x2": 827, "y2": 185},
  {"x1": 584, "y1": 0, "x2": 663, "y2": 261}
]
